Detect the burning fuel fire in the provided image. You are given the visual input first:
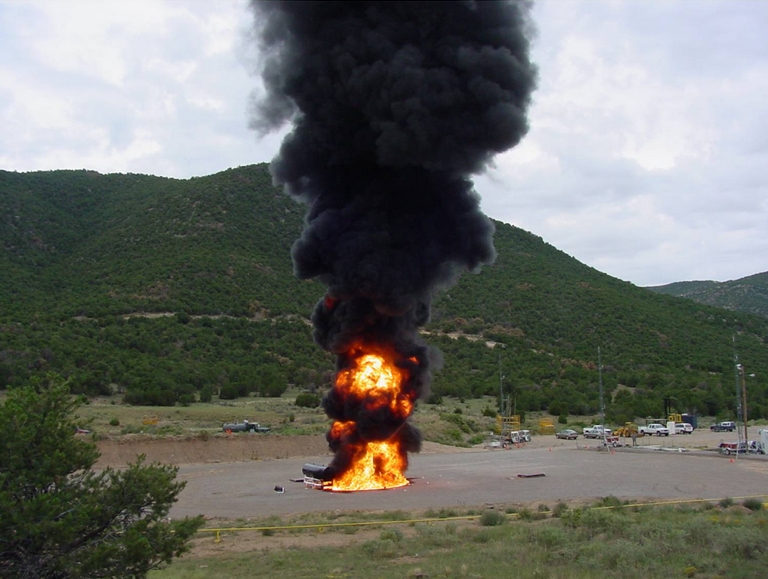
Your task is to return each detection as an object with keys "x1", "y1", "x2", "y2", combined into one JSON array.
[
  {"x1": 329, "y1": 439, "x2": 408, "y2": 492},
  {"x1": 326, "y1": 348, "x2": 416, "y2": 491},
  {"x1": 336, "y1": 351, "x2": 413, "y2": 419}
]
